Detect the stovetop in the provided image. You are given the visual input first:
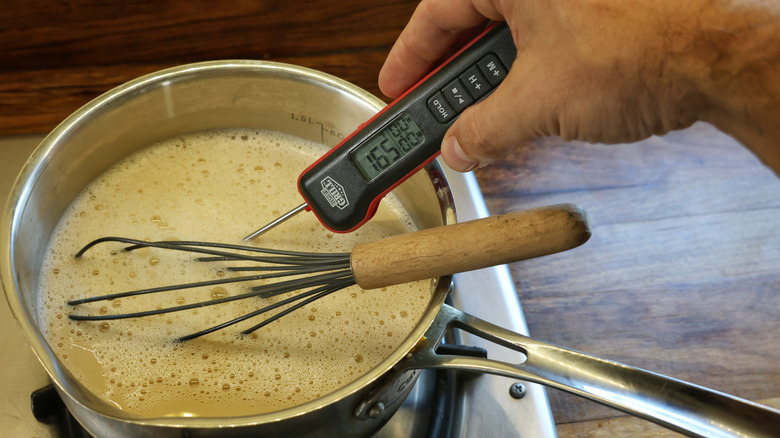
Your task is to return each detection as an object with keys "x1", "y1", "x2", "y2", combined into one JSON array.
[{"x1": 0, "y1": 135, "x2": 556, "y2": 437}]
